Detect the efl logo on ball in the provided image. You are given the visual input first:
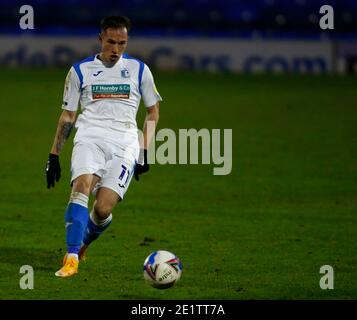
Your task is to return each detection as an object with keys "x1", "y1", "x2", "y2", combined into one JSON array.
[{"x1": 143, "y1": 250, "x2": 182, "y2": 289}]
